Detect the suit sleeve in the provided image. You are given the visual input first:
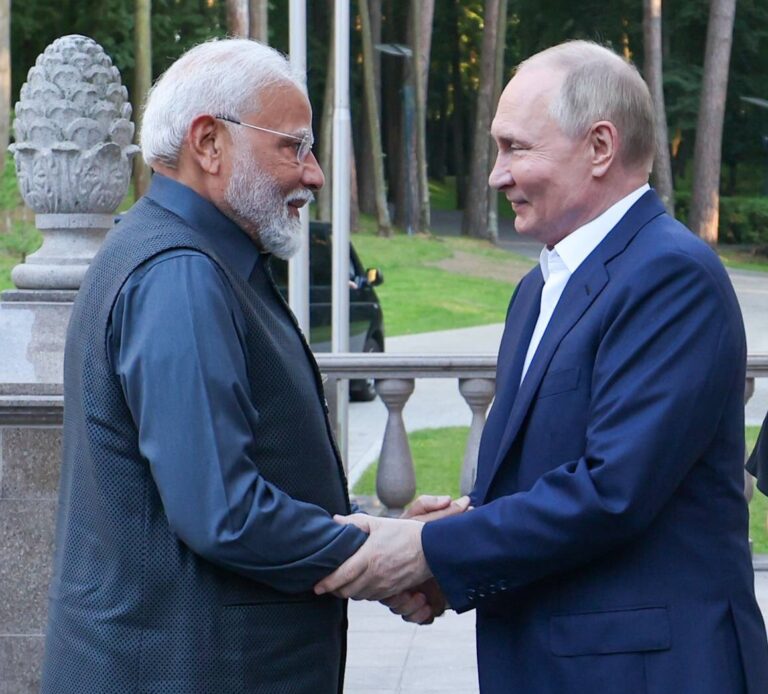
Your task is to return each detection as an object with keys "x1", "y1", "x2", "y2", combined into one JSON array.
[
  {"x1": 109, "y1": 252, "x2": 366, "y2": 593},
  {"x1": 423, "y1": 247, "x2": 745, "y2": 611}
]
